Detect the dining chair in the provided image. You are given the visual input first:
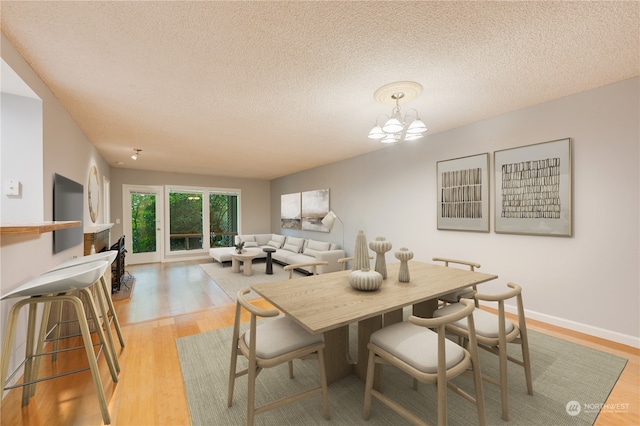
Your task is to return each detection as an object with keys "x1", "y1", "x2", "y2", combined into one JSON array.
[
  {"x1": 363, "y1": 299, "x2": 486, "y2": 426},
  {"x1": 227, "y1": 288, "x2": 330, "y2": 425},
  {"x1": 283, "y1": 261, "x2": 328, "y2": 278},
  {"x1": 434, "y1": 282, "x2": 533, "y2": 421},
  {"x1": 433, "y1": 257, "x2": 481, "y2": 306},
  {"x1": 337, "y1": 256, "x2": 373, "y2": 271}
]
